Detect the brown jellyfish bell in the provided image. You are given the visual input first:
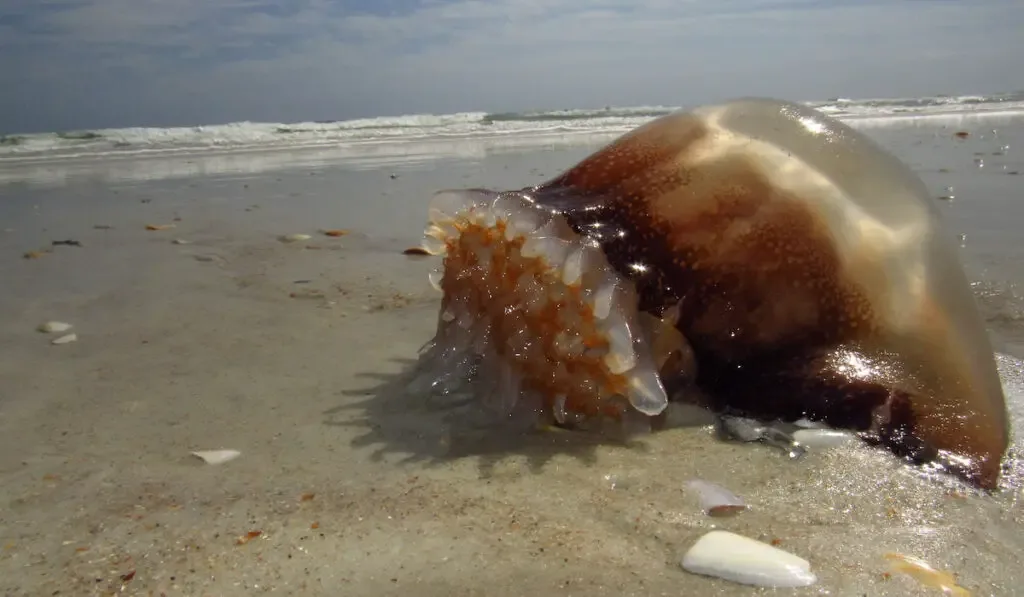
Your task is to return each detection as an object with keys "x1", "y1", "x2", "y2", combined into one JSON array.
[{"x1": 410, "y1": 98, "x2": 1010, "y2": 489}]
